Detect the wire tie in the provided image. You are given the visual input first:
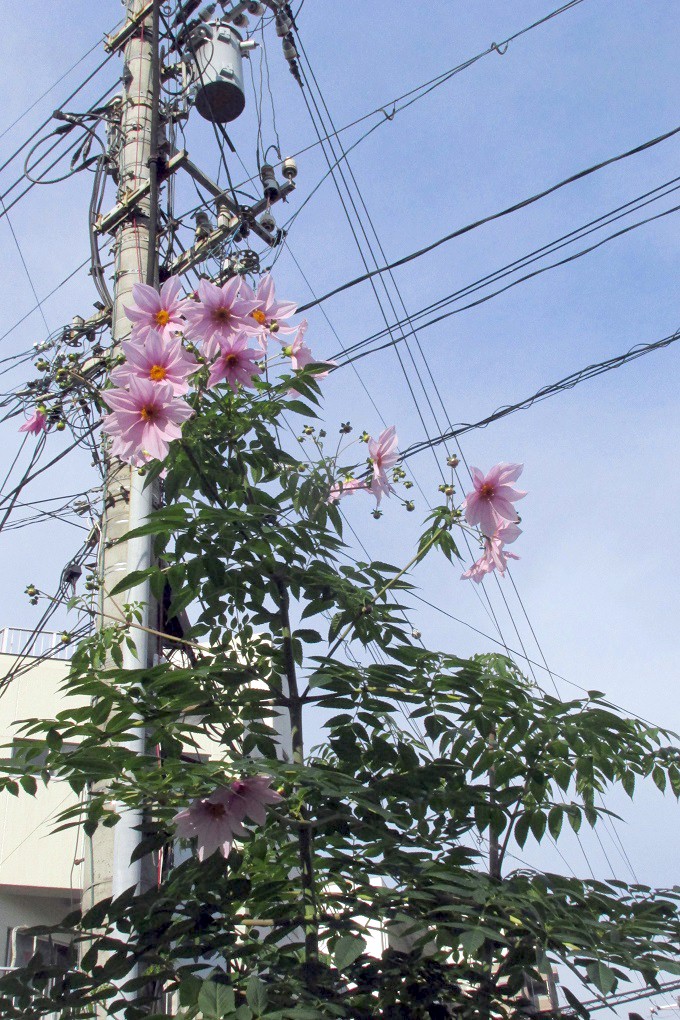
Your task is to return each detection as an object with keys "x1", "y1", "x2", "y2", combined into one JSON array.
[
  {"x1": 379, "y1": 105, "x2": 396, "y2": 122},
  {"x1": 491, "y1": 41, "x2": 509, "y2": 55}
]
